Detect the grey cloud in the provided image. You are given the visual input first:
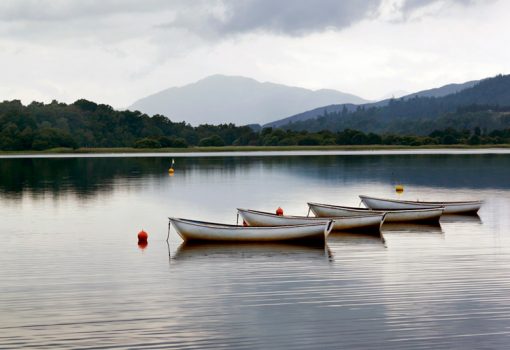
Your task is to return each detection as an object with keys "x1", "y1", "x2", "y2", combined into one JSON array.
[
  {"x1": 0, "y1": 0, "x2": 485, "y2": 39},
  {"x1": 166, "y1": 0, "x2": 482, "y2": 37},
  {"x1": 199, "y1": 0, "x2": 382, "y2": 36}
]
